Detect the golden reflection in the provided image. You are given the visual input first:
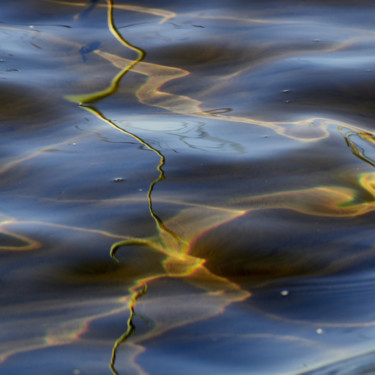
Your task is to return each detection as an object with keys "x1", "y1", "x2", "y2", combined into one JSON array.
[
  {"x1": 0, "y1": 217, "x2": 40, "y2": 251},
  {"x1": 110, "y1": 284, "x2": 147, "y2": 375},
  {"x1": 63, "y1": 1, "x2": 250, "y2": 373},
  {"x1": 65, "y1": 0, "x2": 146, "y2": 104},
  {"x1": 105, "y1": 201, "x2": 250, "y2": 373},
  {"x1": 341, "y1": 127, "x2": 375, "y2": 168},
  {"x1": 0, "y1": 297, "x2": 131, "y2": 363},
  {"x1": 107, "y1": 206, "x2": 250, "y2": 373},
  {"x1": 233, "y1": 172, "x2": 375, "y2": 218},
  {"x1": 97, "y1": 47, "x2": 375, "y2": 143},
  {"x1": 50, "y1": 0, "x2": 374, "y2": 142},
  {"x1": 51, "y1": 0, "x2": 176, "y2": 24}
]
